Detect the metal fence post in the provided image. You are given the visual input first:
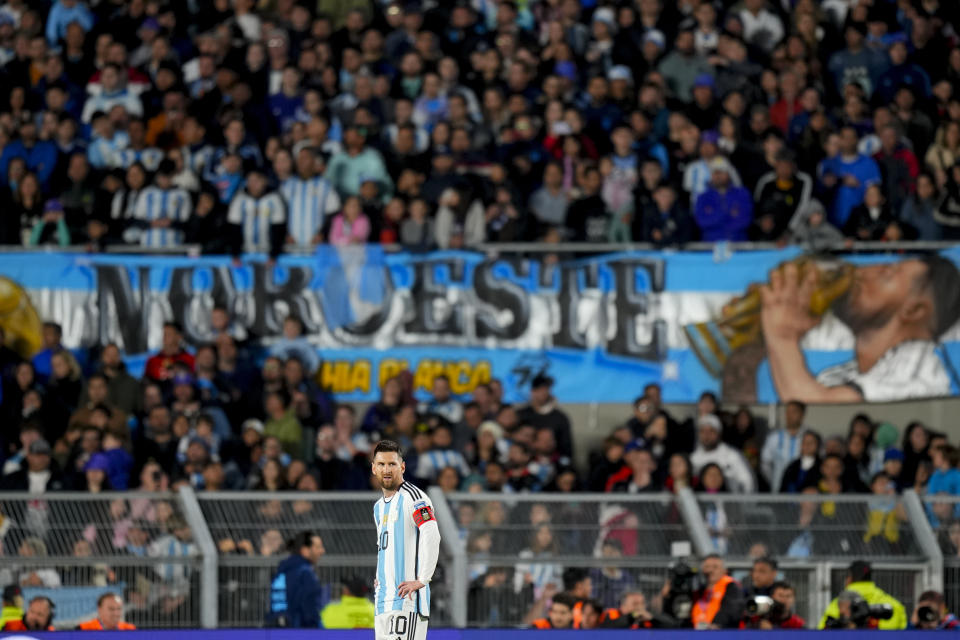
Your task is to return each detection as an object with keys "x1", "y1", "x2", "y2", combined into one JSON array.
[
  {"x1": 428, "y1": 487, "x2": 467, "y2": 628},
  {"x1": 904, "y1": 489, "x2": 943, "y2": 591},
  {"x1": 676, "y1": 487, "x2": 712, "y2": 555},
  {"x1": 178, "y1": 485, "x2": 219, "y2": 629}
]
